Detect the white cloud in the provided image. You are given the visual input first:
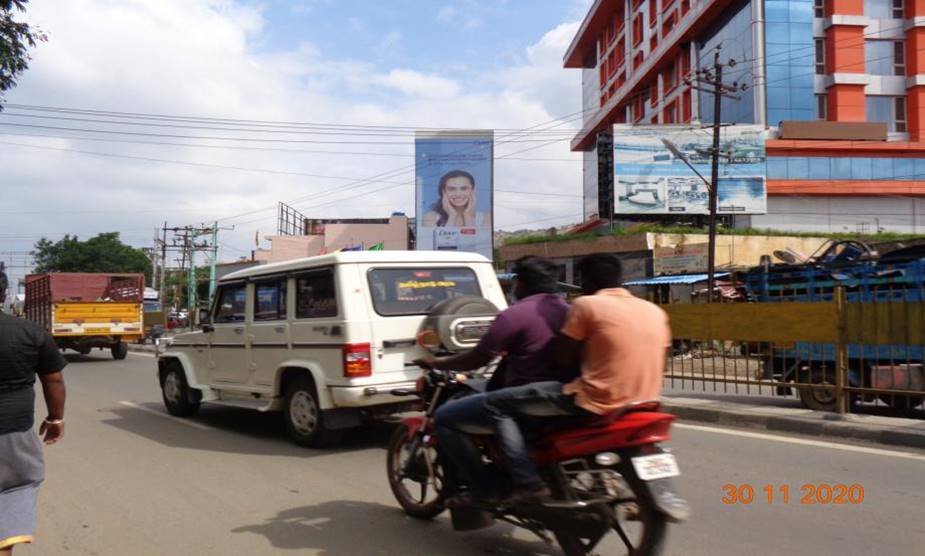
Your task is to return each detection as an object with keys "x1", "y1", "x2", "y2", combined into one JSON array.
[
  {"x1": 436, "y1": 5, "x2": 458, "y2": 23},
  {"x1": 436, "y1": 3, "x2": 482, "y2": 29},
  {"x1": 375, "y1": 69, "x2": 460, "y2": 98},
  {"x1": 379, "y1": 29, "x2": 402, "y2": 50},
  {"x1": 0, "y1": 0, "x2": 584, "y2": 280}
]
